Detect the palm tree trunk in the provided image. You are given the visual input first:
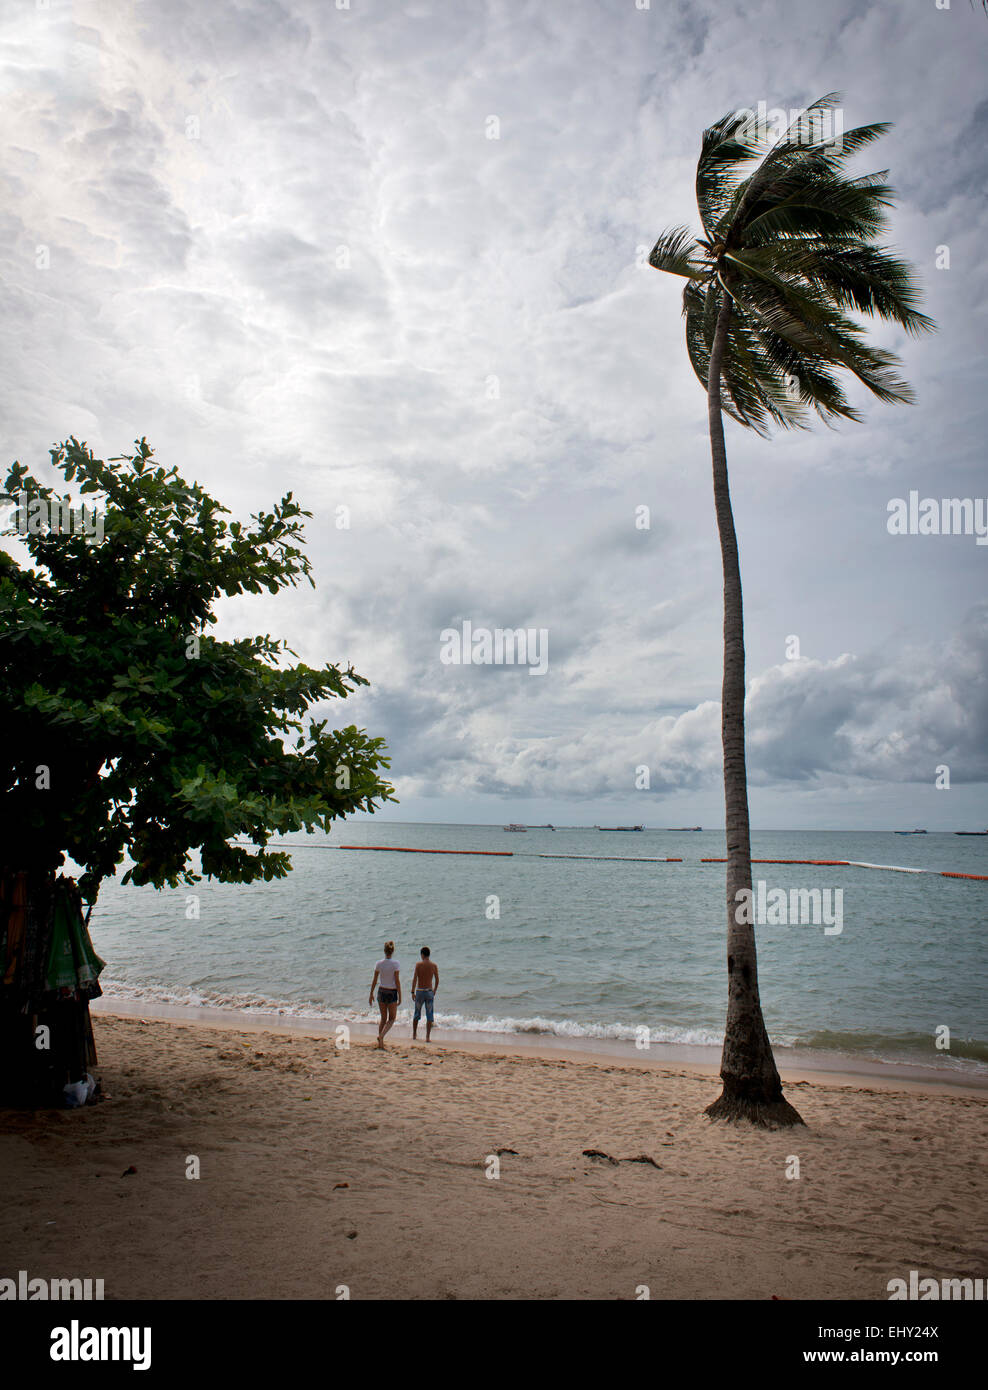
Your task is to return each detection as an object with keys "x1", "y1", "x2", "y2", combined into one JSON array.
[{"x1": 703, "y1": 288, "x2": 803, "y2": 1128}]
